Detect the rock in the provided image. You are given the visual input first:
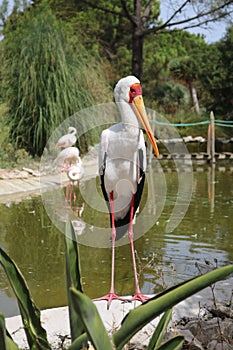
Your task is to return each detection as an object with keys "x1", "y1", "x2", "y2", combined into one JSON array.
[
  {"x1": 0, "y1": 169, "x2": 30, "y2": 179},
  {"x1": 208, "y1": 340, "x2": 233, "y2": 350},
  {"x1": 209, "y1": 303, "x2": 233, "y2": 319},
  {"x1": 177, "y1": 315, "x2": 233, "y2": 350},
  {"x1": 171, "y1": 329, "x2": 204, "y2": 350},
  {"x1": 22, "y1": 167, "x2": 40, "y2": 177}
]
